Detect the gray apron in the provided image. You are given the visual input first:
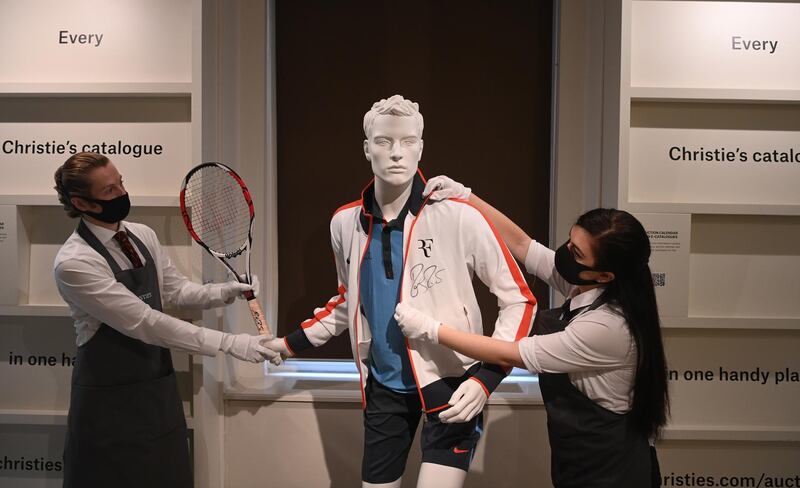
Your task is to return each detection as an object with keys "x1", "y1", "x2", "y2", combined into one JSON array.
[
  {"x1": 63, "y1": 221, "x2": 192, "y2": 488},
  {"x1": 534, "y1": 297, "x2": 660, "y2": 487}
]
